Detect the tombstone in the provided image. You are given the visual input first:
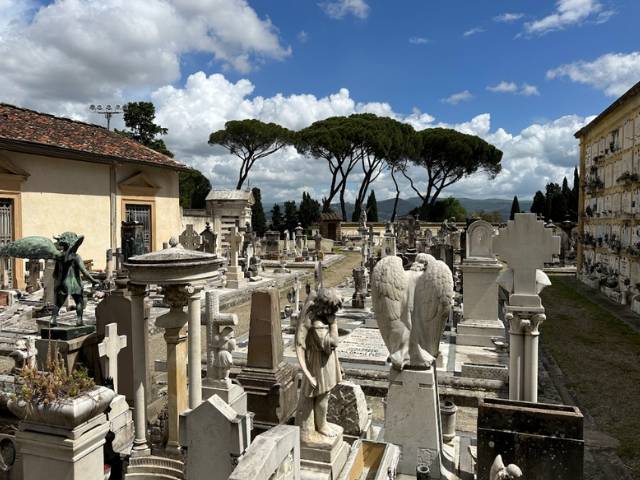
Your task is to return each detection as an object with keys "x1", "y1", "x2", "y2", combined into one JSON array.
[
  {"x1": 229, "y1": 425, "x2": 301, "y2": 480},
  {"x1": 202, "y1": 290, "x2": 247, "y2": 413},
  {"x1": 179, "y1": 224, "x2": 202, "y2": 251},
  {"x1": 457, "y1": 220, "x2": 505, "y2": 347},
  {"x1": 430, "y1": 243, "x2": 454, "y2": 272},
  {"x1": 493, "y1": 214, "x2": 560, "y2": 402},
  {"x1": 95, "y1": 277, "x2": 149, "y2": 406},
  {"x1": 382, "y1": 224, "x2": 396, "y2": 258},
  {"x1": 97, "y1": 322, "x2": 127, "y2": 393},
  {"x1": 477, "y1": 398, "x2": 583, "y2": 480},
  {"x1": 326, "y1": 381, "x2": 371, "y2": 443},
  {"x1": 26, "y1": 259, "x2": 41, "y2": 292},
  {"x1": 180, "y1": 395, "x2": 252, "y2": 480},
  {"x1": 265, "y1": 230, "x2": 282, "y2": 259},
  {"x1": 226, "y1": 226, "x2": 247, "y2": 289},
  {"x1": 200, "y1": 222, "x2": 217, "y2": 254},
  {"x1": 351, "y1": 267, "x2": 367, "y2": 309},
  {"x1": 237, "y1": 289, "x2": 298, "y2": 432},
  {"x1": 314, "y1": 233, "x2": 323, "y2": 260}
]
